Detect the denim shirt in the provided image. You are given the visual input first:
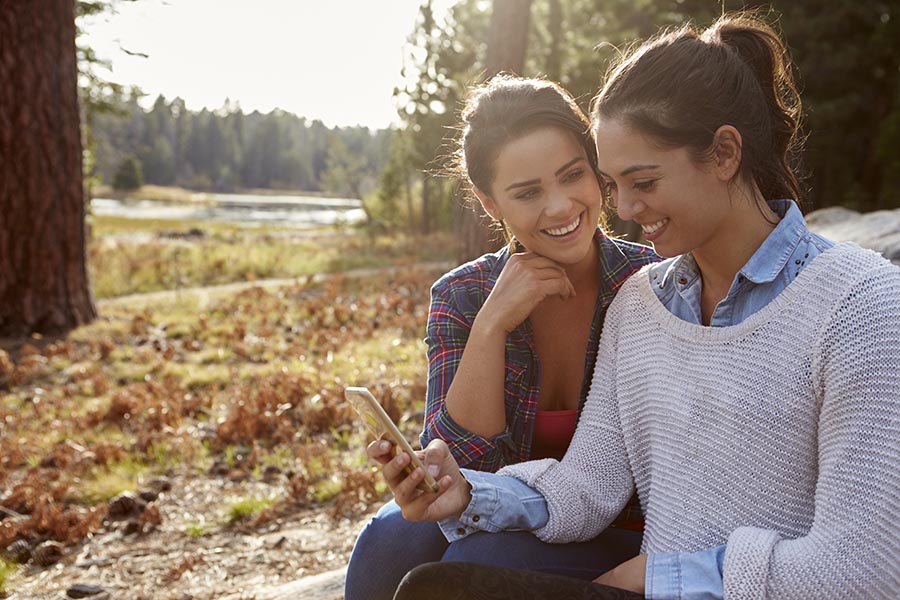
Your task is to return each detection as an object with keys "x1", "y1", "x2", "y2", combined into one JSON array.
[{"x1": 438, "y1": 201, "x2": 835, "y2": 600}]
